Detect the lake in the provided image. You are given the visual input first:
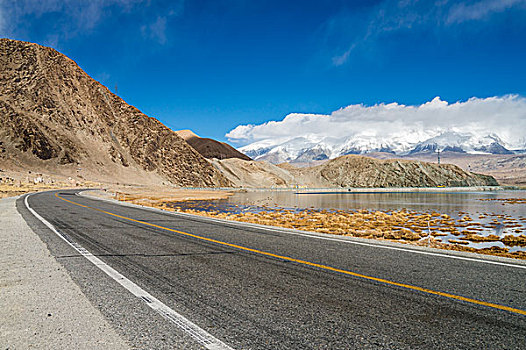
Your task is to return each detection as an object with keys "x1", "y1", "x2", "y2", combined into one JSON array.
[{"x1": 172, "y1": 190, "x2": 526, "y2": 252}]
